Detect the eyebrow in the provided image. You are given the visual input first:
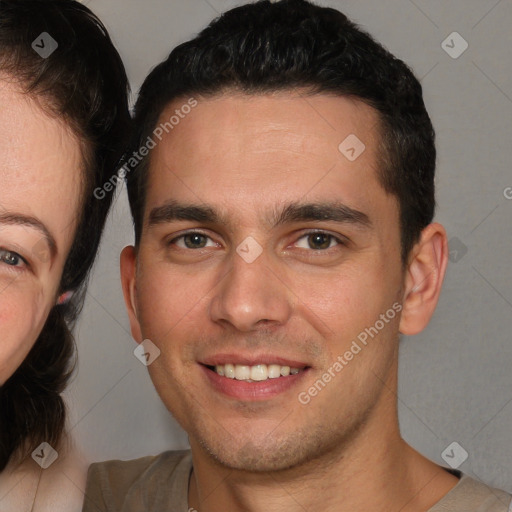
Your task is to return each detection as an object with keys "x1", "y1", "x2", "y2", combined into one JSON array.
[
  {"x1": 0, "y1": 213, "x2": 57, "y2": 259},
  {"x1": 148, "y1": 200, "x2": 371, "y2": 230},
  {"x1": 271, "y1": 201, "x2": 371, "y2": 229}
]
